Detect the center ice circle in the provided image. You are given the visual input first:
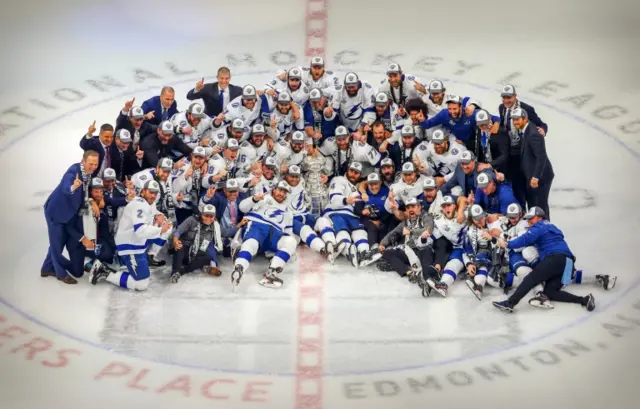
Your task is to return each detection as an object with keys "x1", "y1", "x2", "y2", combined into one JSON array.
[{"x1": 1, "y1": 67, "x2": 635, "y2": 376}]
